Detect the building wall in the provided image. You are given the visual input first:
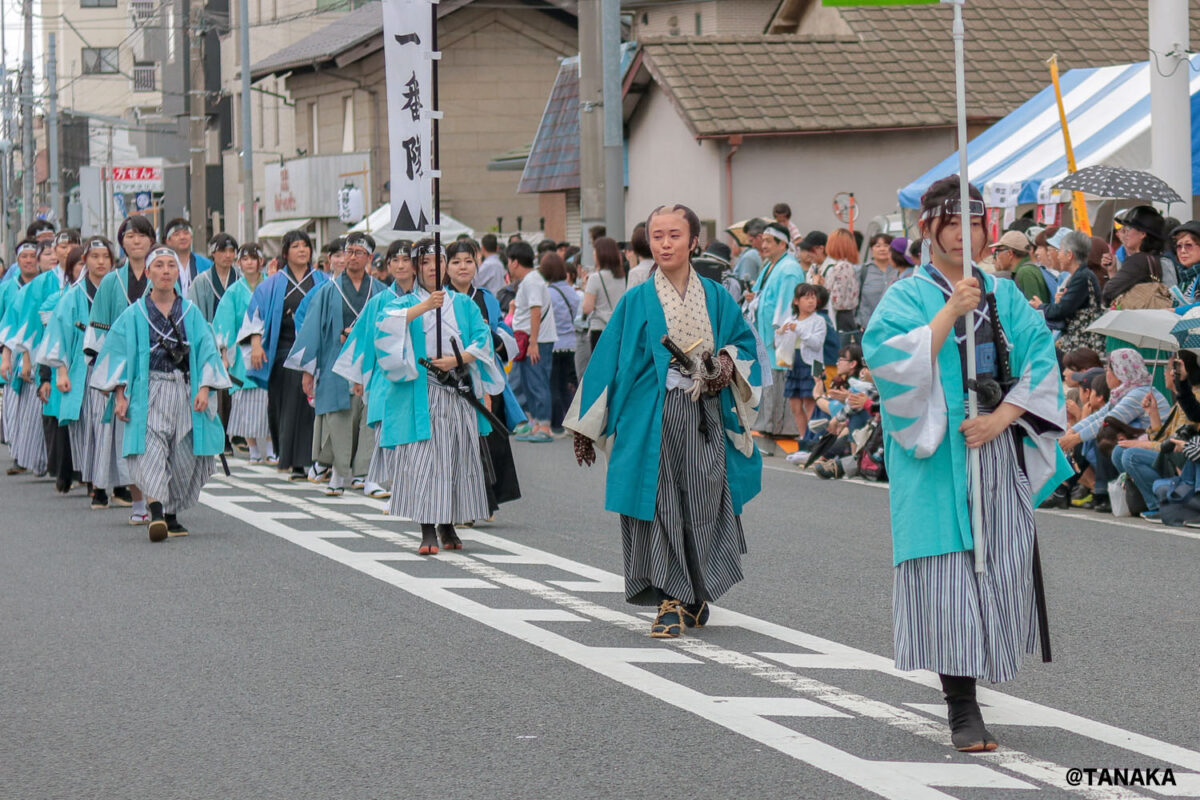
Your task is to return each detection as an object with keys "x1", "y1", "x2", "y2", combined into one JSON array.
[
  {"x1": 726, "y1": 128, "x2": 957, "y2": 236},
  {"x1": 630, "y1": 0, "x2": 777, "y2": 37},
  {"x1": 625, "y1": 83, "x2": 722, "y2": 235}
]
